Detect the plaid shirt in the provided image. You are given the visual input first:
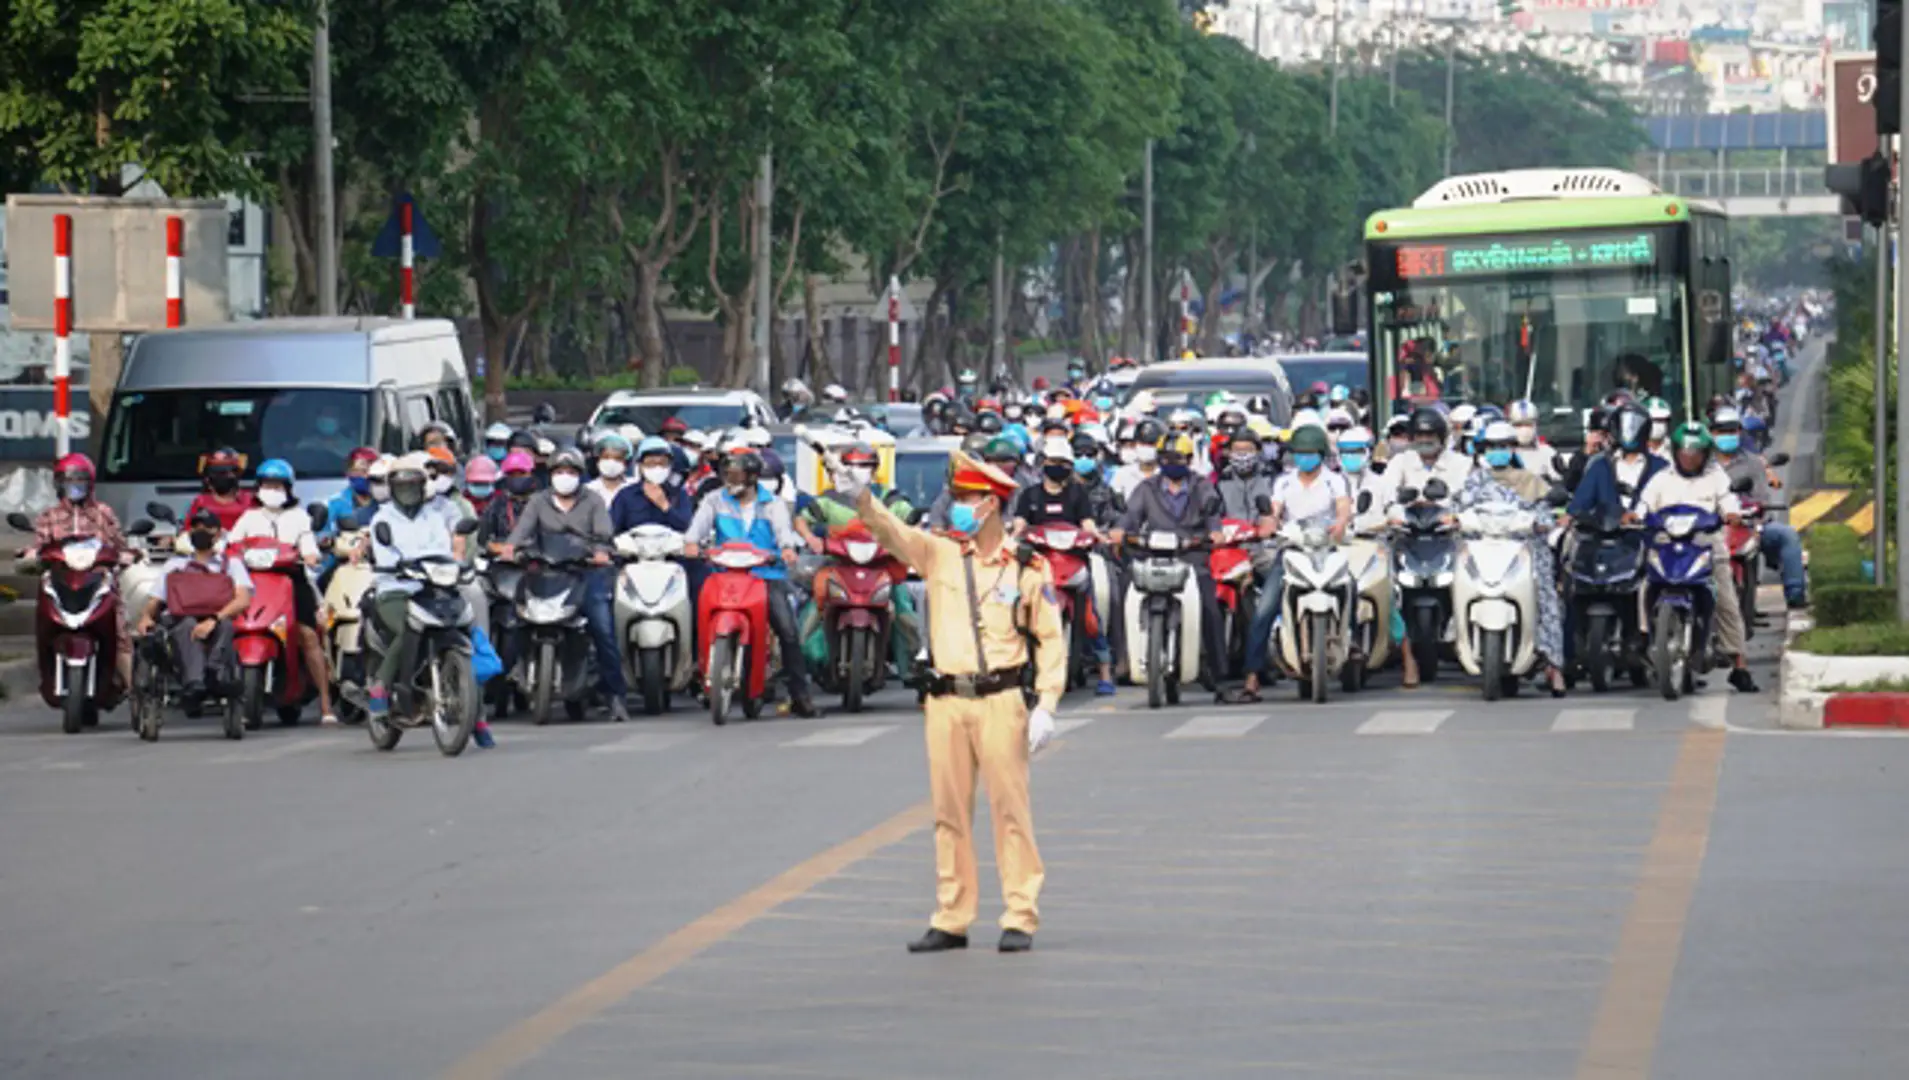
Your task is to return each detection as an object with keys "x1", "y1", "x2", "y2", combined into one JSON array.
[{"x1": 34, "y1": 500, "x2": 127, "y2": 553}]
